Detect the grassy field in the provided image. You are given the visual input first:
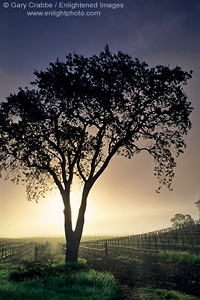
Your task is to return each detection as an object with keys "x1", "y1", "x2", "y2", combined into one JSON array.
[
  {"x1": 155, "y1": 251, "x2": 200, "y2": 264},
  {"x1": 79, "y1": 246, "x2": 200, "y2": 300},
  {"x1": 0, "y1": 259, "x2": 117, "y2": 300},
  {"x1": 129, "y1": 287, "x2": 198, "y2": 300},
  {"x1": 1, "y1": 259, "x2": 197, "y2": 300}
]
